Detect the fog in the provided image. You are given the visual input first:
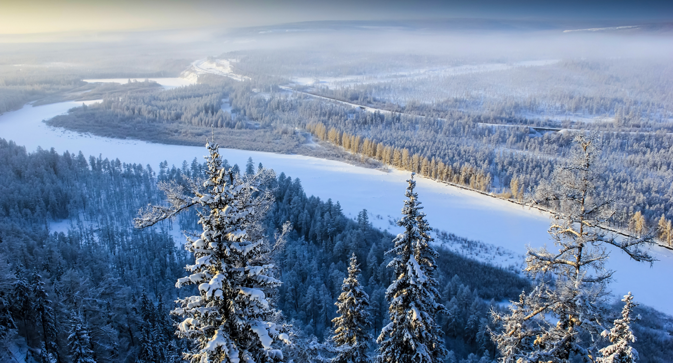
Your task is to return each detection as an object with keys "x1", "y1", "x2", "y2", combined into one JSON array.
[{"x1": 2, "y1": 19, "x2": 671, "y2": 78}]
